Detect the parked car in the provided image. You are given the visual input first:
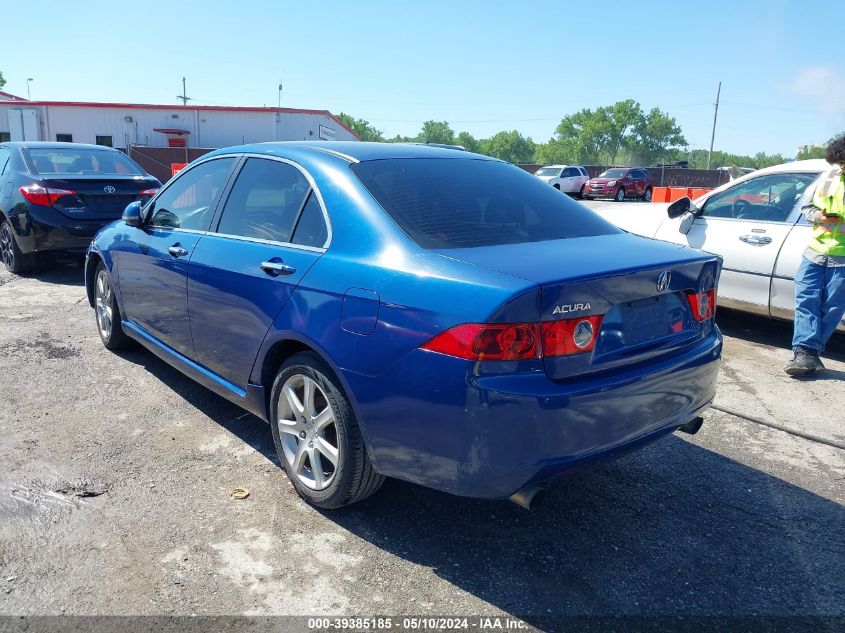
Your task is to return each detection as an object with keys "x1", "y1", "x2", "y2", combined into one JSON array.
[
  {"x1": 86, "y1": 142, "x2": 722, "y2": 508},
  {"x1": 534, "y1": 164, "x2": 589, "y2": 196},
  {"x1": 0, "y1": 142, "x2": 160, "y2": 274},
  {"x1": 584, "y1": 167, "x2": 654, "y2": 202},
  {"x1": 598, "y1": 159, "x2": 843, "y2": 332}
]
